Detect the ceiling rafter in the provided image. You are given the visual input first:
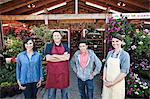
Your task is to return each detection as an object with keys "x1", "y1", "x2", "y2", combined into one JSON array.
[
  {"x1": 3, "y1": 0, "x2": 65, "y2": 15},
  {"x1": 47, "y1": 1, "x2": 74, "y2": 14},
  {"x1": 82, "y1": 0, "x2": 124, "y2": 12},
  {"x1": 119, "y1": 0, "x2": 149, "y2": 10},
  {"x1": 79, "y1": 1, "x2": 103, "y2": 13},
  {"x1": 0, "y1": 0, "x2": 39, "y2": 14},
  {"x1": 85, "y1": 0, "x2": 136, "y2": 12},
  {"x1": 0, "y1": 0, "x2": 149, "y2": 15},
  {"x1": 23, "y1": 0, "x2": 72, "y2": 15}
]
